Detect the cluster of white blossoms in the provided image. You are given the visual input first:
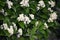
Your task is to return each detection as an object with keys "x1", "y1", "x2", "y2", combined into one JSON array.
[
  {"x1": 44, "y1": 22, "x2": 48, "y2": 29},
  {"x1": 48, "y1": 12, "x2": 57, "y2": 22},
  {"x1": 6, "y1": 0, "x2": 13, "y2": 9},
  {"x1": 17, "y1": 14, "x2": 34, "y2": 24},
  {"x1": 0, "y1": 23, "x2": 23, "y2": 37},
  {"x1": 20, "y1": 0, "x2": 29, "y2": 7},
  {"x1": 48, "y1": 8, "x2": 53, "y2": 12},
  {"x1": 48, "y1": 0, "x2": 55, "y2": 7},
  {"x1": 37, "y1": 0, "x2": 45, "y2": 10},
  {"x1": 17, "y1": 28, "x2": 22, "y2": 38},
  {"x1": 1, "y1": 22, "x2": 18, "y2": 35},
  {"x1": 2, "y1": 23, "x2": 14, "y2": 35}
]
